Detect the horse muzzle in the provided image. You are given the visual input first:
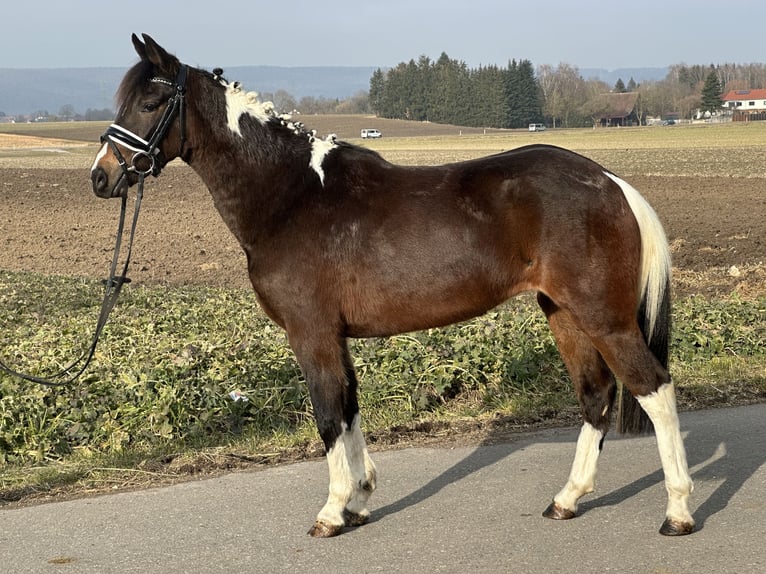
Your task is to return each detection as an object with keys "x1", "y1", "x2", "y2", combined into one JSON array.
[{"x1": 91, "y1": 166, "x2": 128, "y2": 199}]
